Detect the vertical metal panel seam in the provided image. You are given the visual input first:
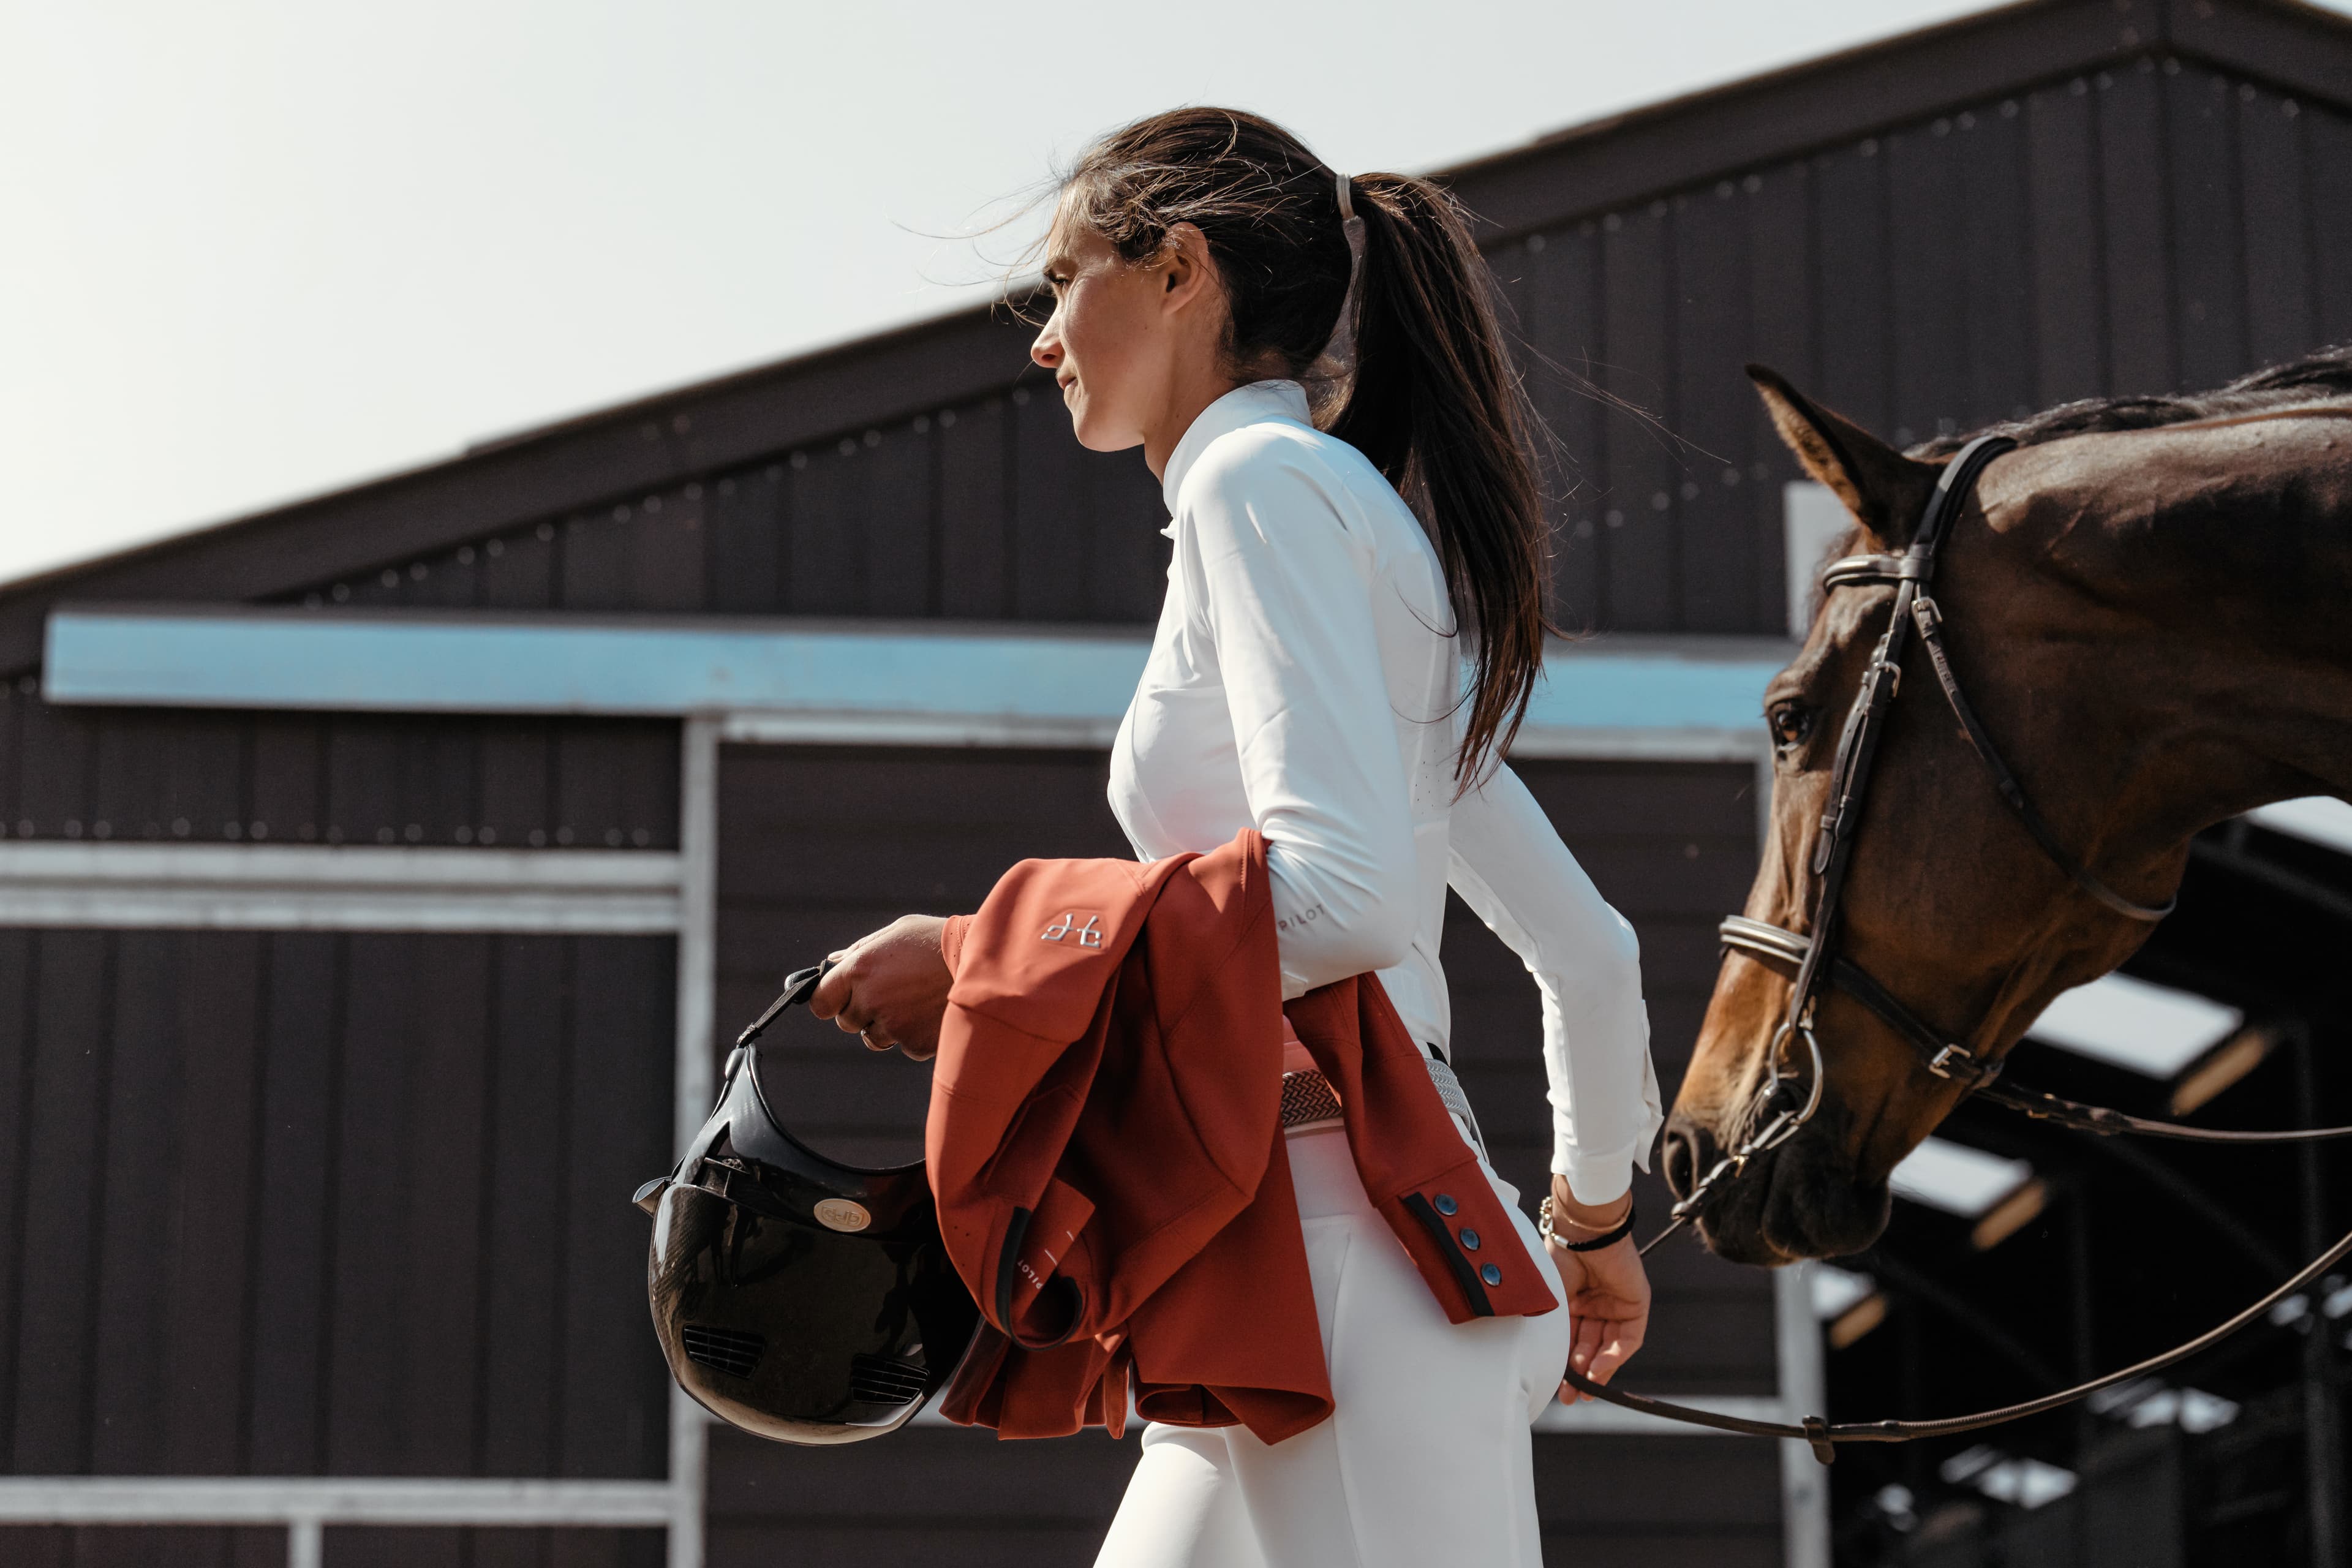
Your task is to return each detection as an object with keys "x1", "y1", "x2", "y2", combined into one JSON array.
[
  {"x1": 233, "y1": 934, "x2": 277, "y2": 1474},
  {"x1": 466, "y1": 935, "x2": 506, "y2": 1480},
  {"x1": 546, "y1": 935, "x2": 577, "y2": 1476},
  {"x1": 309, "y1": 935, "x2": 350, "y2": 1474},
  {"x1": 74, "y1": 932, "x2": 120, "y2": 1474},
  {"x1": 0, "y1": 931, "x2": 38, "y2": 1473}
]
